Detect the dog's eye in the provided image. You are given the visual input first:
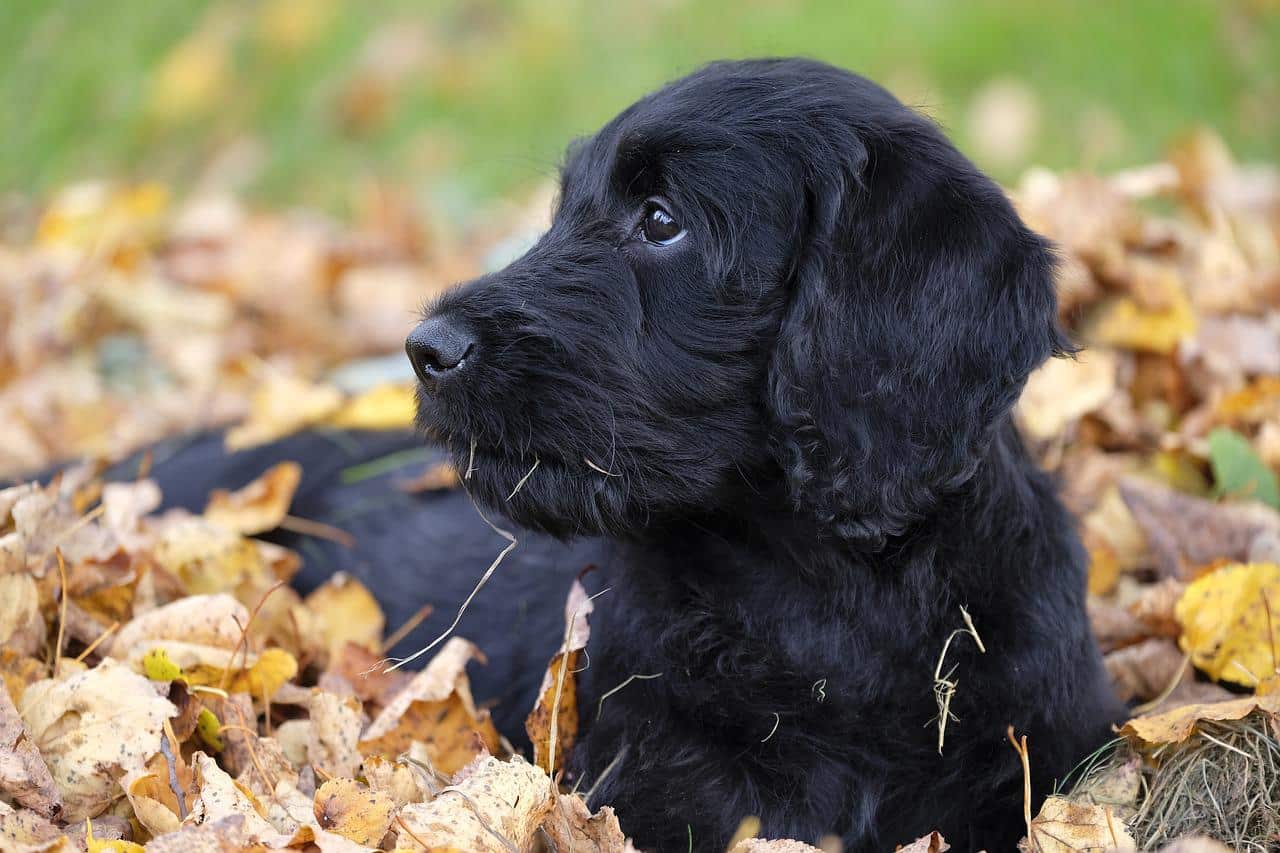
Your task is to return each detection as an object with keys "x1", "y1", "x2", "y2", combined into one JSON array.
[{"x1": 639, "y1": 201, "x2": 685, "y2": 245}]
